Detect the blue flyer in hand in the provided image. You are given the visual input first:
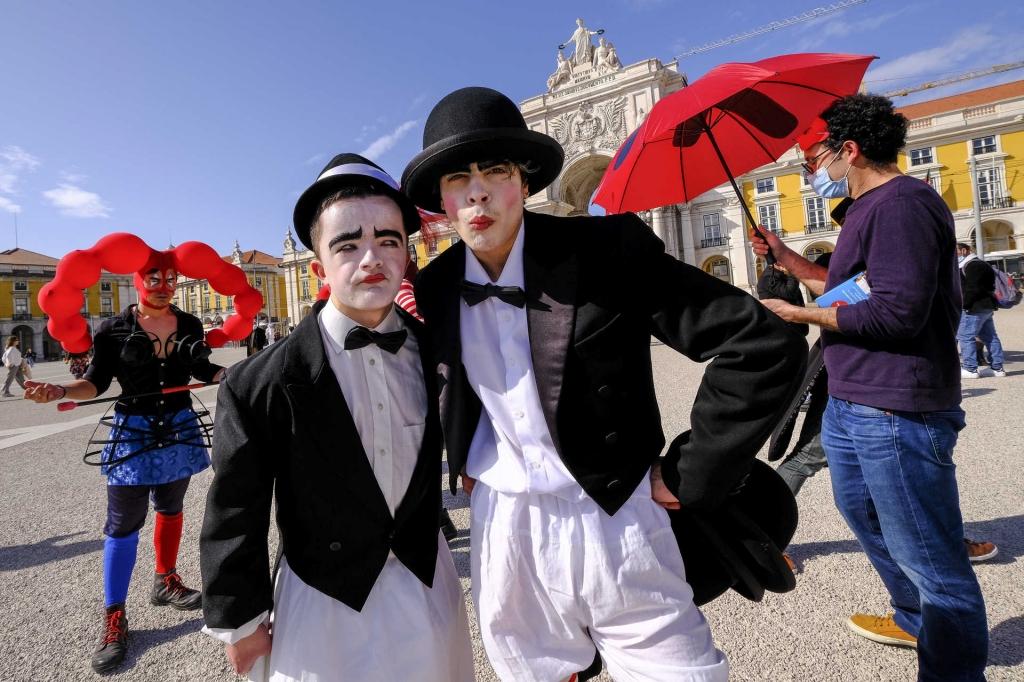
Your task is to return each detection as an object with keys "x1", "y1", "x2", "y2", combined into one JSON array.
[{"x1": 816, "y1": 271, "x2": 870, "y2": 307}]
